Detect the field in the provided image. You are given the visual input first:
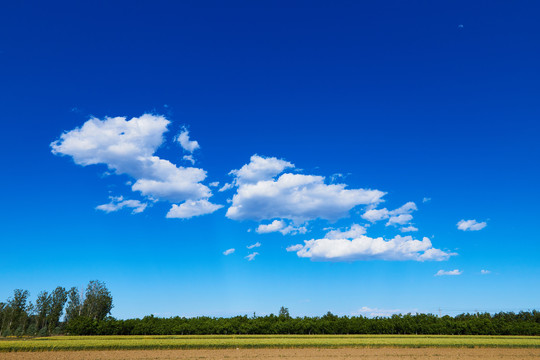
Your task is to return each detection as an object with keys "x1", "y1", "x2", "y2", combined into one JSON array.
[
  {"x1": 1, "y1": 348, "x2": 540, "y2": 360},
  {"x1": 1, "y1": 335, "x2": 539, "y2": 352}
]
